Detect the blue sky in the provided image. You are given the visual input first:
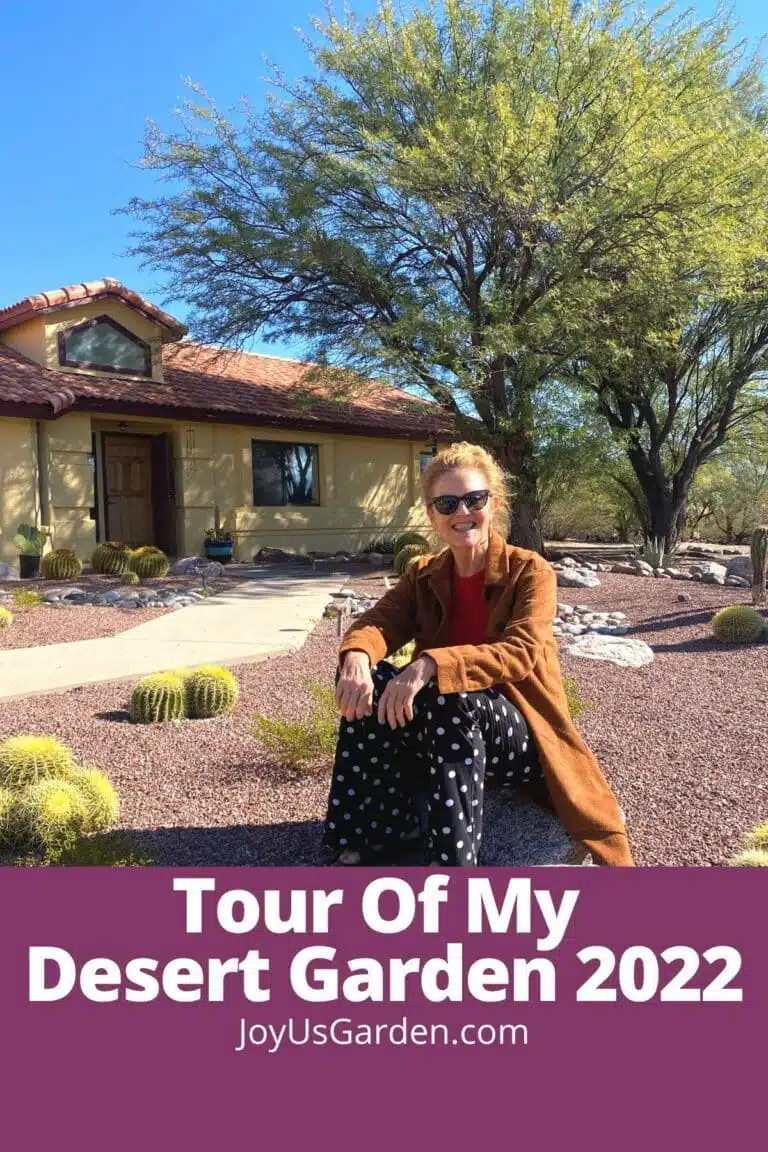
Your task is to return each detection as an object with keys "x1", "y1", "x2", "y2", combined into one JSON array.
[{"x1": 0, "y1": 0, "x2": 764, "y2": 359}]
